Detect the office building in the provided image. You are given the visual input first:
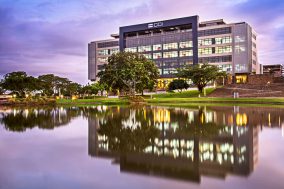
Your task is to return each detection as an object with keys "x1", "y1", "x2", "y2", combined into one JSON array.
[
  {"x1": 88, "y1": 16, "x2": 259, "y2": 87},
  {"x1": 262, "y1": 64, "x2": 284, "y2": 77}
]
